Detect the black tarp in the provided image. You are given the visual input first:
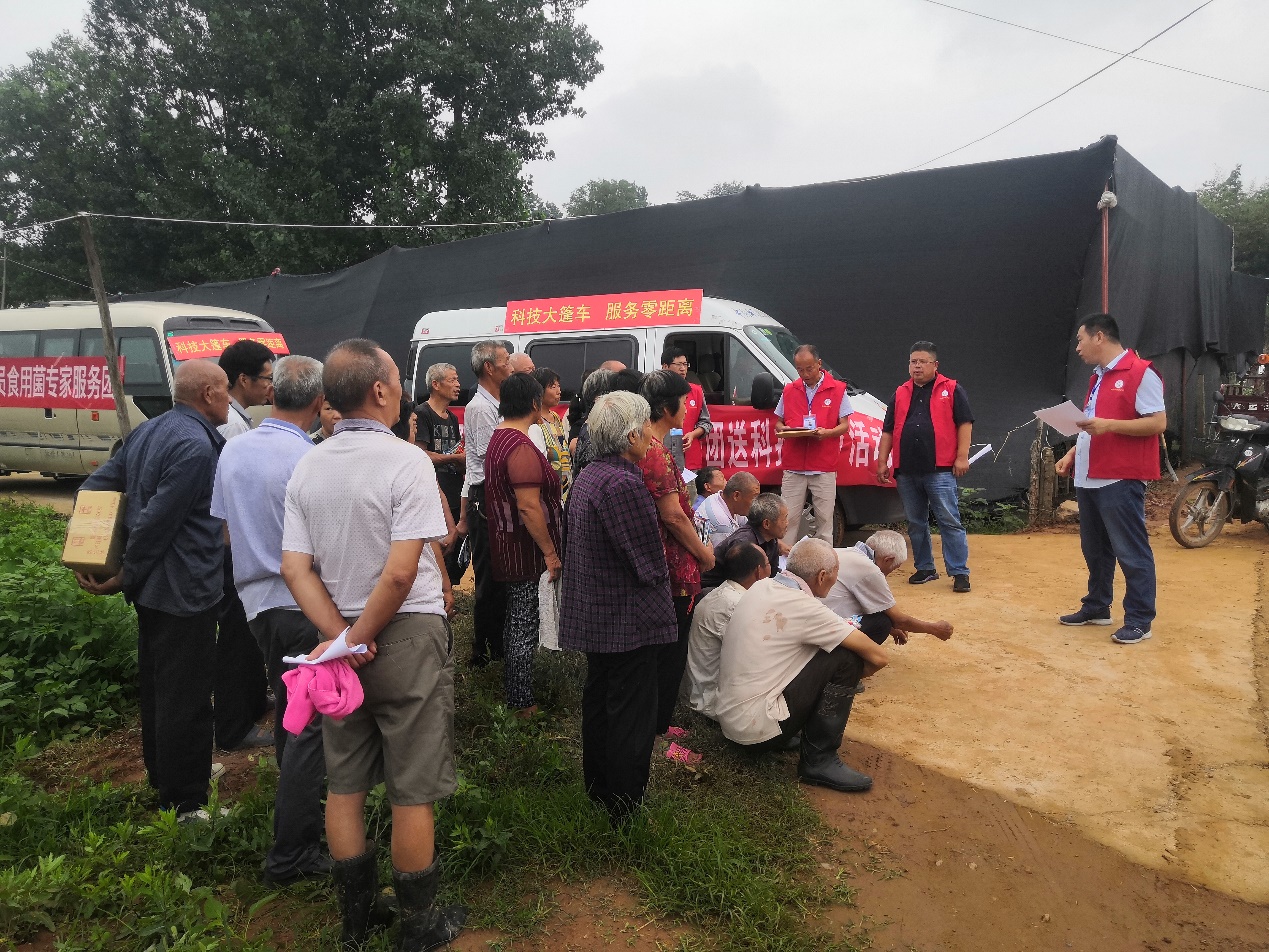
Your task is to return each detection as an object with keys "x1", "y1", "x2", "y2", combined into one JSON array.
[{"x1": 129, "y1": 136, "x2": 1267, "y2": 496}]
